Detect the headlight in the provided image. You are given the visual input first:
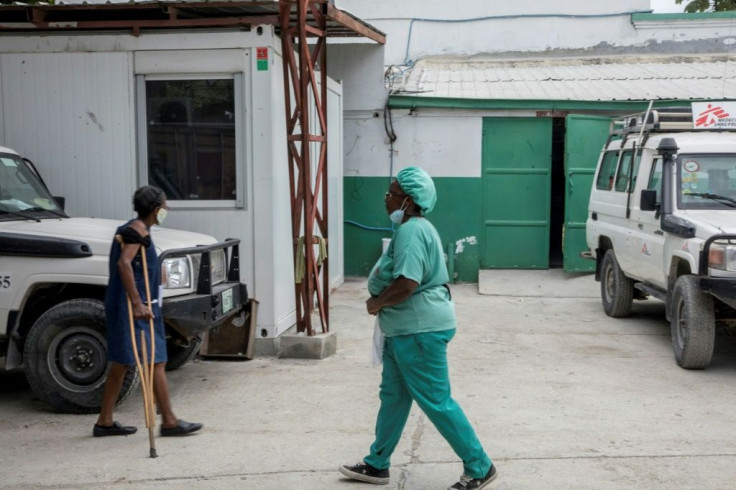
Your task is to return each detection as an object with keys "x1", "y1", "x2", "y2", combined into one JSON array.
[
  {"x1": 161, "y1": 257, "x2": 192, "y2": 289},
  {"x1": 211, "y1": 249, "x2": 227, "y2": 285},
  {"x1": 708, "y1": 244, "x2": 736, "y2": 271}
]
